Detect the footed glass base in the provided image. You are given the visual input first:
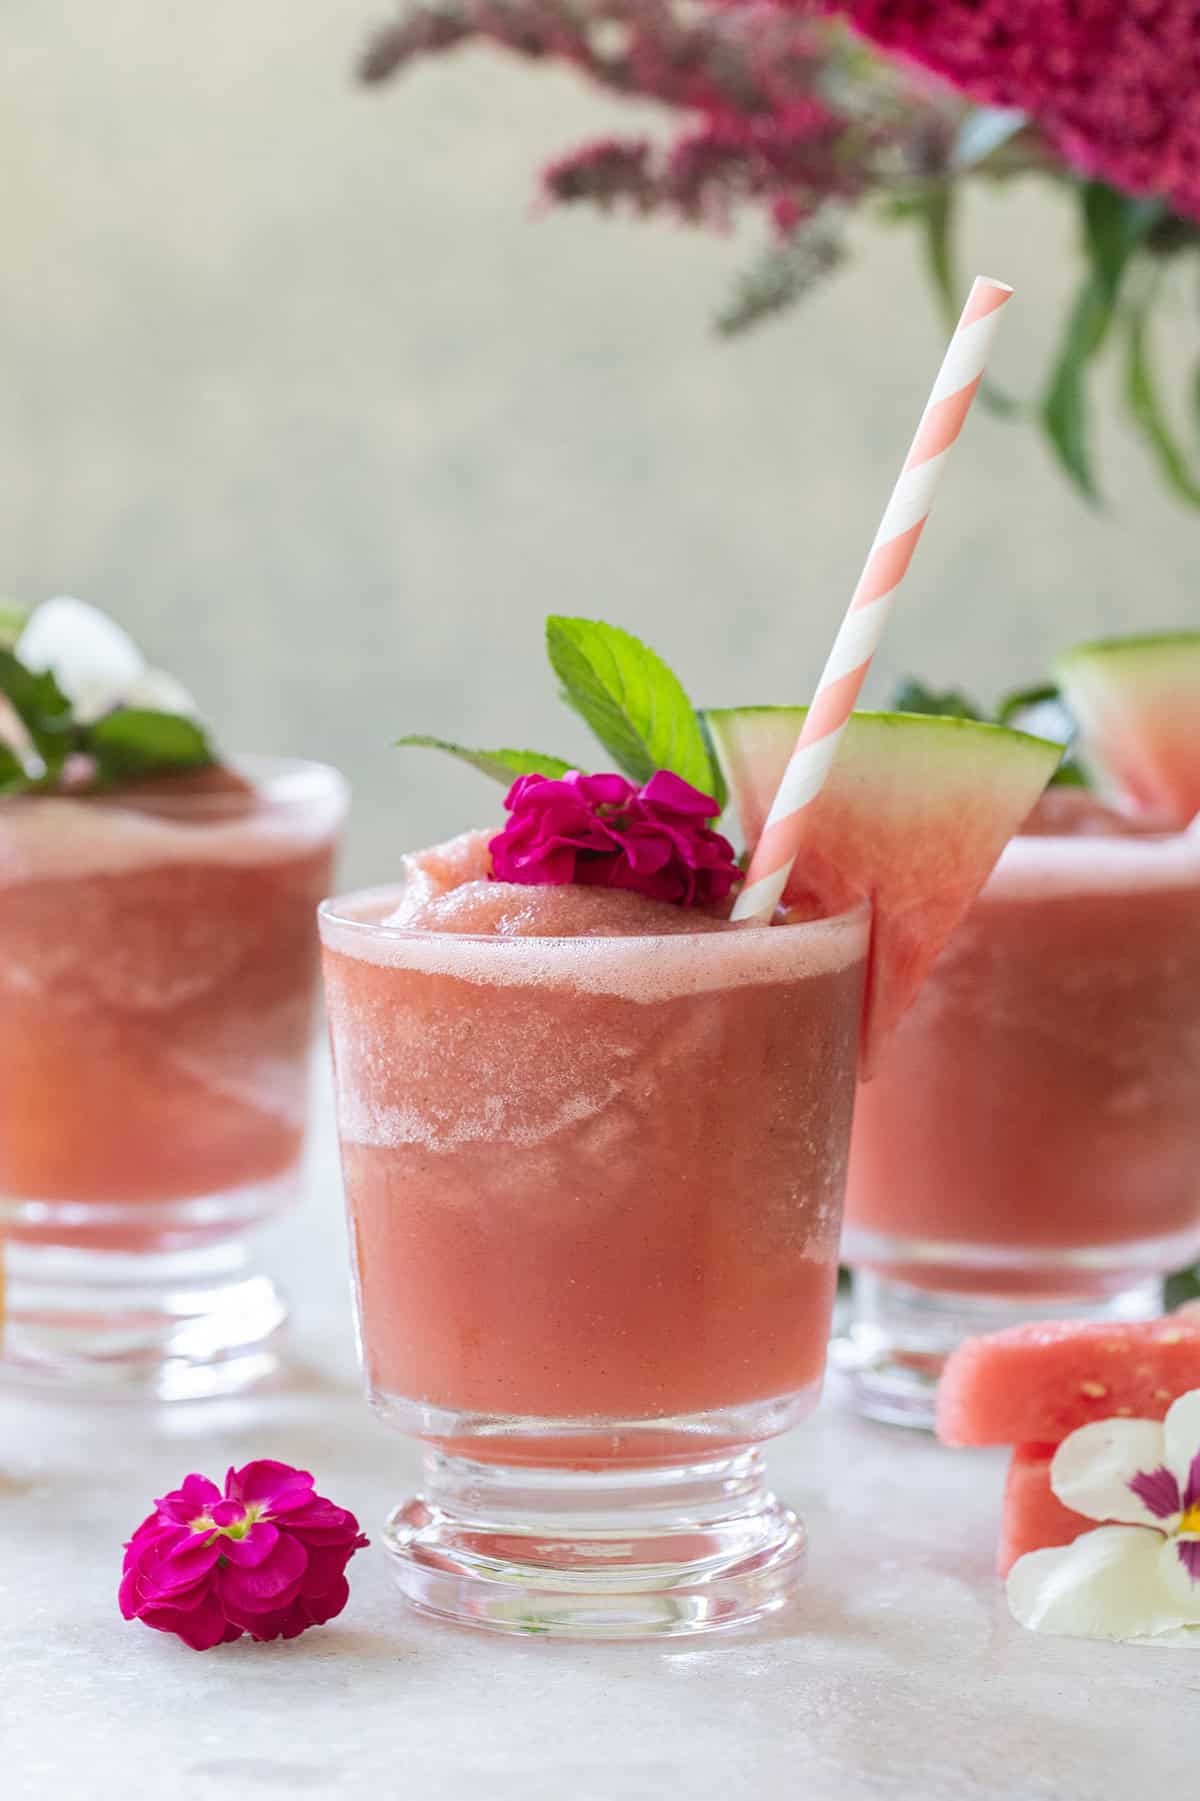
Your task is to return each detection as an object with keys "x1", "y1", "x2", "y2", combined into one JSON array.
[
  {"x1": 0, "y1": 1237, "x2": 288, "y2": 1401},
  {"x1": 384, "y1": 1448, "x2": 806, "y2": 1639},
  {"x1": 834, "y1": 1270, "x2": 1165, "y2": 1429}
]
